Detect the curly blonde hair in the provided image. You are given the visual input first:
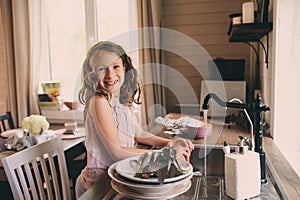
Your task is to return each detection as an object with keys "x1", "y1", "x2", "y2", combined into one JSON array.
[{"x1": 78, "y1": 41, "x2": 141, "y2": 106}]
